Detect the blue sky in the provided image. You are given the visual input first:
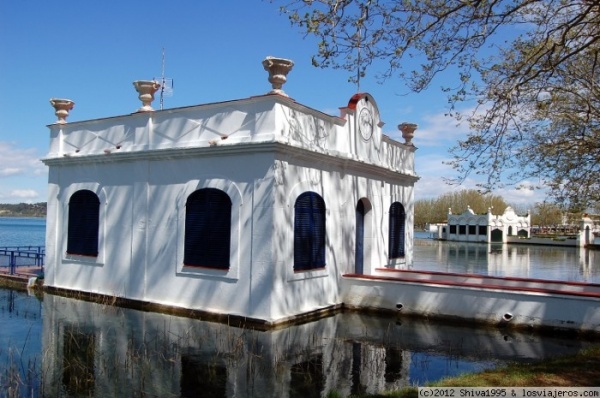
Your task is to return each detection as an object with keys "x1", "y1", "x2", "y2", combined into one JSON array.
[{"x1": 0, "y1": 1, "x2": 539, "y2": 207}]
